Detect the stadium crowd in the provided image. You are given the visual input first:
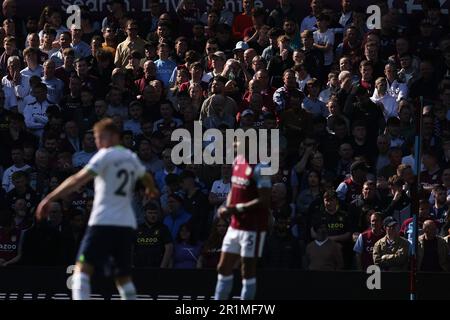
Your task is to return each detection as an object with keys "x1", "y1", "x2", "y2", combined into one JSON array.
[{"x1": 0, "y1": 0, "x2": 450, "y2": 272}]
